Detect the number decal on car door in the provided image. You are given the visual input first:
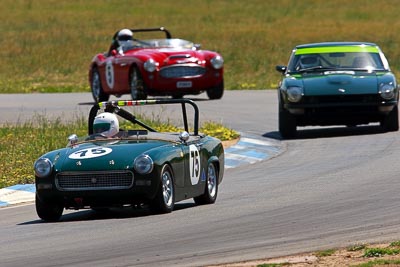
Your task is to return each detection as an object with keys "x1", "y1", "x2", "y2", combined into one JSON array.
[
  {"x1": 105, "y1": 59, "x2": 114, "y2": 89},
  {"x1": 189, "y1": 144, "x2": 201, "y2": 185}
]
